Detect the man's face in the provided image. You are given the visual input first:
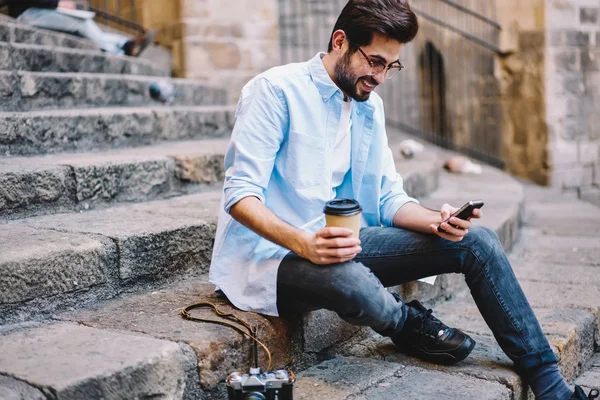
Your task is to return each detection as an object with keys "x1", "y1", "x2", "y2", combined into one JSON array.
[{"x1": 334, "y1": 32, "x2": 403, "y2": 102}]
